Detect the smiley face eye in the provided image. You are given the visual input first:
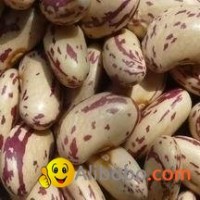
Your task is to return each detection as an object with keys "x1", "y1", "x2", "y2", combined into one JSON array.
[
  {"x1": 62, "y1": 167, "x2": 68, "y2": 173},
  {"x1": 53, "y1": 167, "x2": 58, "y2": 173}
]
